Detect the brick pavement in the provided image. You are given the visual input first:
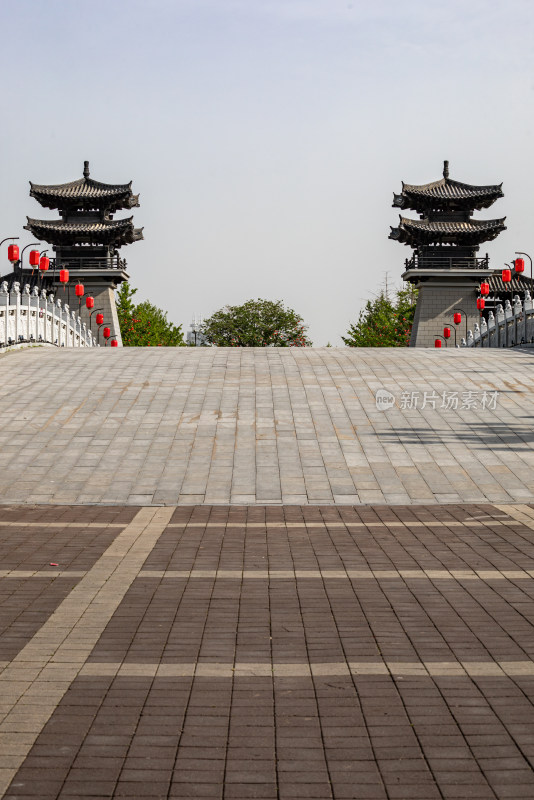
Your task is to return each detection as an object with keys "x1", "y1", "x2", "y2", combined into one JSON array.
[
  {"x1": 2, "y1": 503, "x2": 534, "y2": 799},
  {"x1": 1, "y1": 347, "x2": 534, "y2": 505}
]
